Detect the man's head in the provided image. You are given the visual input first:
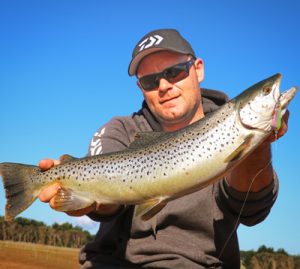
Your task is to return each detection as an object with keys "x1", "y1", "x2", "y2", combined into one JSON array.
[
  {"x1": 129, "y1": 29, "x2": 205, "y2": 131},
  {"x1": 128, "y1": 29, "x2": 196, "y2": 76}
]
